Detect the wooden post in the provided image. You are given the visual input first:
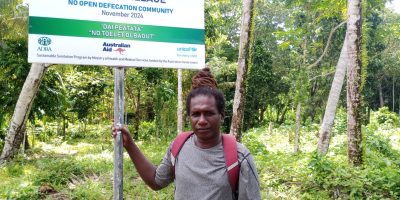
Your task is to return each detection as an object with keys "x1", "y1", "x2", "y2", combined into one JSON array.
[
  {"x1": 113, "y1": 67, "x2": 124, "y2": 199},
  {"x1": 177, "y1": 68, "x2": 183, "y2": 134}
]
